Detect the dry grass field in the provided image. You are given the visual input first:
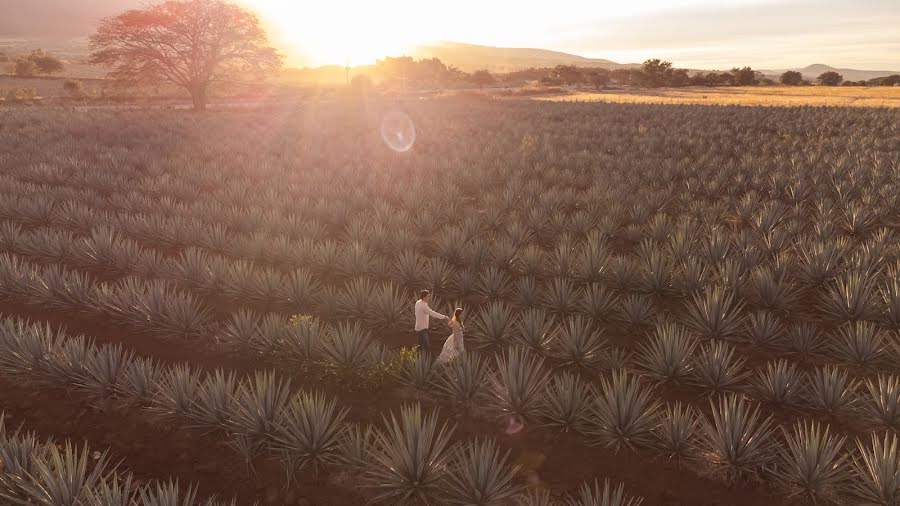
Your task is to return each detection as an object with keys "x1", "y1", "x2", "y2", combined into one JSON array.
[{"x1": 540, "y1": 86, "x2": 900, "y2": 108}]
